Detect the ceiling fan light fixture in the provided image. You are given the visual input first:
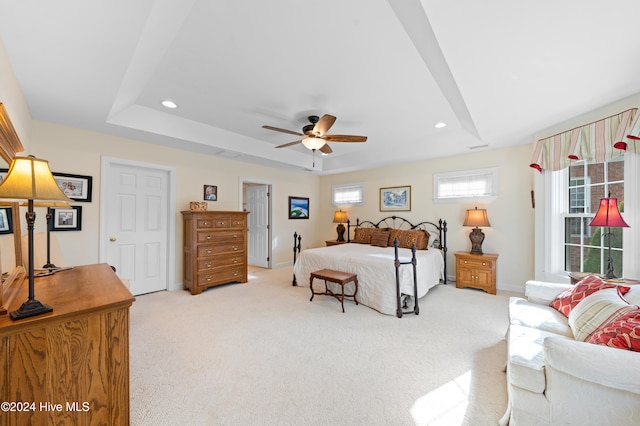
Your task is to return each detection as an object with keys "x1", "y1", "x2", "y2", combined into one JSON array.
[{"x1": 301, "y1": 137, "x2": 326, "y2": 150}]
